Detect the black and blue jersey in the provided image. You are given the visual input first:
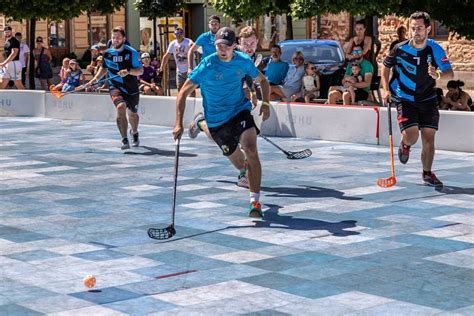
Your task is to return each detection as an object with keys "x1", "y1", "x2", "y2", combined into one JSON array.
[
  {"x1": 383, "y1": 39, "x2": 452, "y2": 103},
  {"x1": 102, "y1": 45, "x2": 142, "y2": 94}
]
